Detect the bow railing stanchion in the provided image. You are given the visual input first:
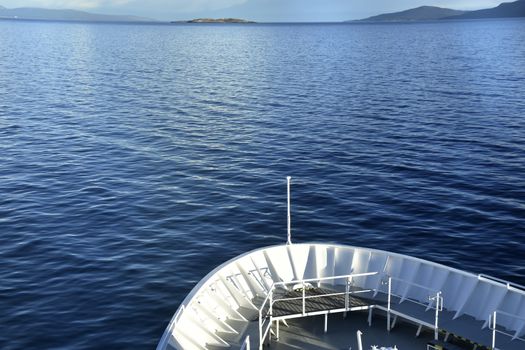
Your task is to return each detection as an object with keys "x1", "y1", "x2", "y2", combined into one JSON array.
[
  {"x1": 258, "y1": 306, "x2": 262, "y2": 350},
  {"x1": 426, "y1": 290, "x2": 443, "y2": 340},
  {"x1": 387, "y1": 277, "x2": 392, "y2": 331},
  {"x1": 434, "y1": 292, "x2": 439, "y2": 340},
  {"x1": 434, "y1": 291, "x2": 442, "y2": 340},
  {"x1": 345, "y1": 276, "x2": 350, "y2": 311},
  {"x1": 269, "y1": 289, "x2": 273, "y2": 340},
  {"x1": 269, "y1": 291, "x2": 273, "y2": 317},
  {"x1": 492, "y1": 310, "x2": 497, "y2": 350},
  {"x1": 488, "y1": 309, "x2": 525, "y2": 349},
  {"x1": 302, "y1": 280, "x2": 306, "y2": 315}
]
